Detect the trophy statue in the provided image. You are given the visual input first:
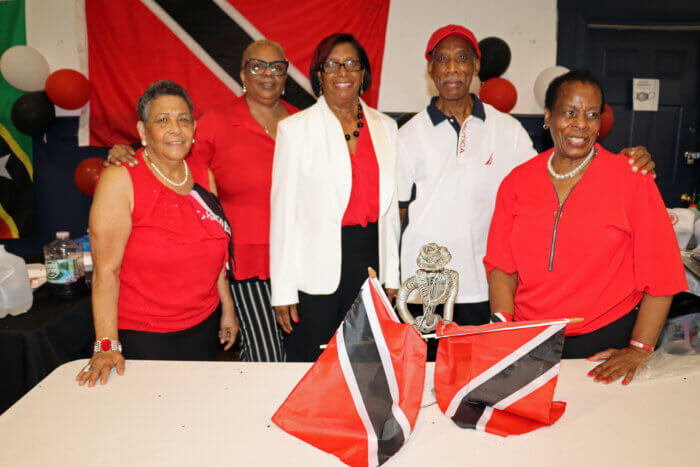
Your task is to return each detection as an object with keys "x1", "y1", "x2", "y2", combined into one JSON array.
[{"x1": 396, "y1": 243, "x2": 459, "y2": 334}]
